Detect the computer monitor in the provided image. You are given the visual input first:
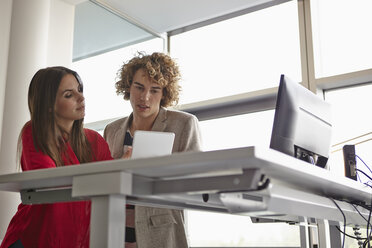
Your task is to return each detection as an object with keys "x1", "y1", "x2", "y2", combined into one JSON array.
[{"x1": 270, "y1": 75, "x2": 332, "y2": 168}]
